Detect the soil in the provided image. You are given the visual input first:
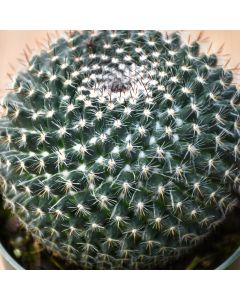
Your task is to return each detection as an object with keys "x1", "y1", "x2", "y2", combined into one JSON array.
[{"x1": 0, "y1": 197, "x2": 240, "y2": 270}]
